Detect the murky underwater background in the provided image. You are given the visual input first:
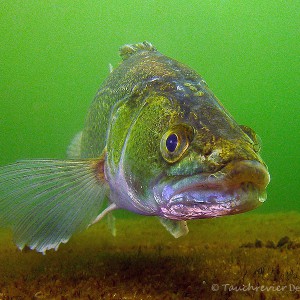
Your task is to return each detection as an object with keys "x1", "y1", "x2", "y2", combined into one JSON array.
[
  {"x1": 0, "y1": 2, "x2": 299, "y2": 299},
  {"x1": 0, "y1": 2, "x2": 299, "y2": 216}
]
